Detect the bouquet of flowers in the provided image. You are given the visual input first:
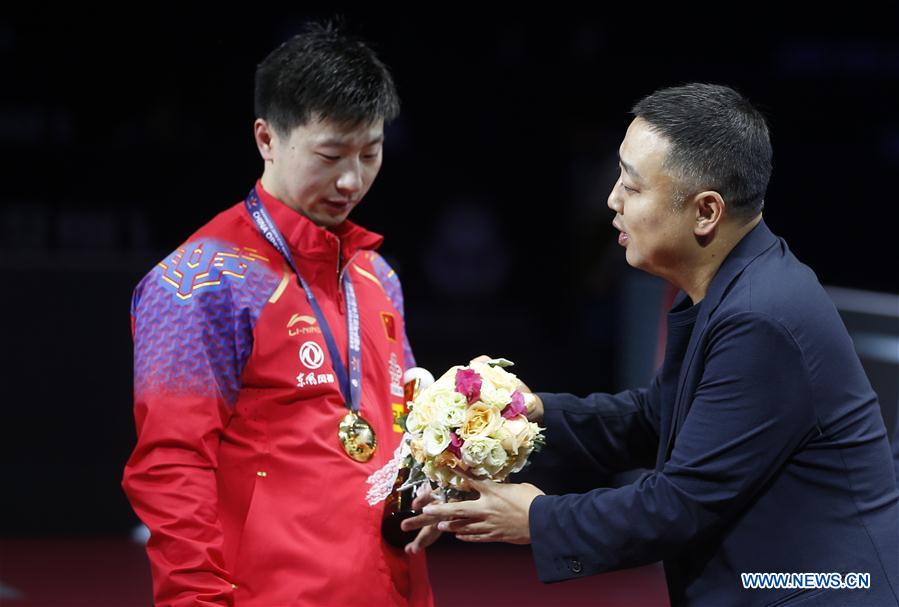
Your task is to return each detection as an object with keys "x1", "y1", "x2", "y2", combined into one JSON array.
[{"x1": 401, "y1": 359, "x2": 545, "y2": 492}]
